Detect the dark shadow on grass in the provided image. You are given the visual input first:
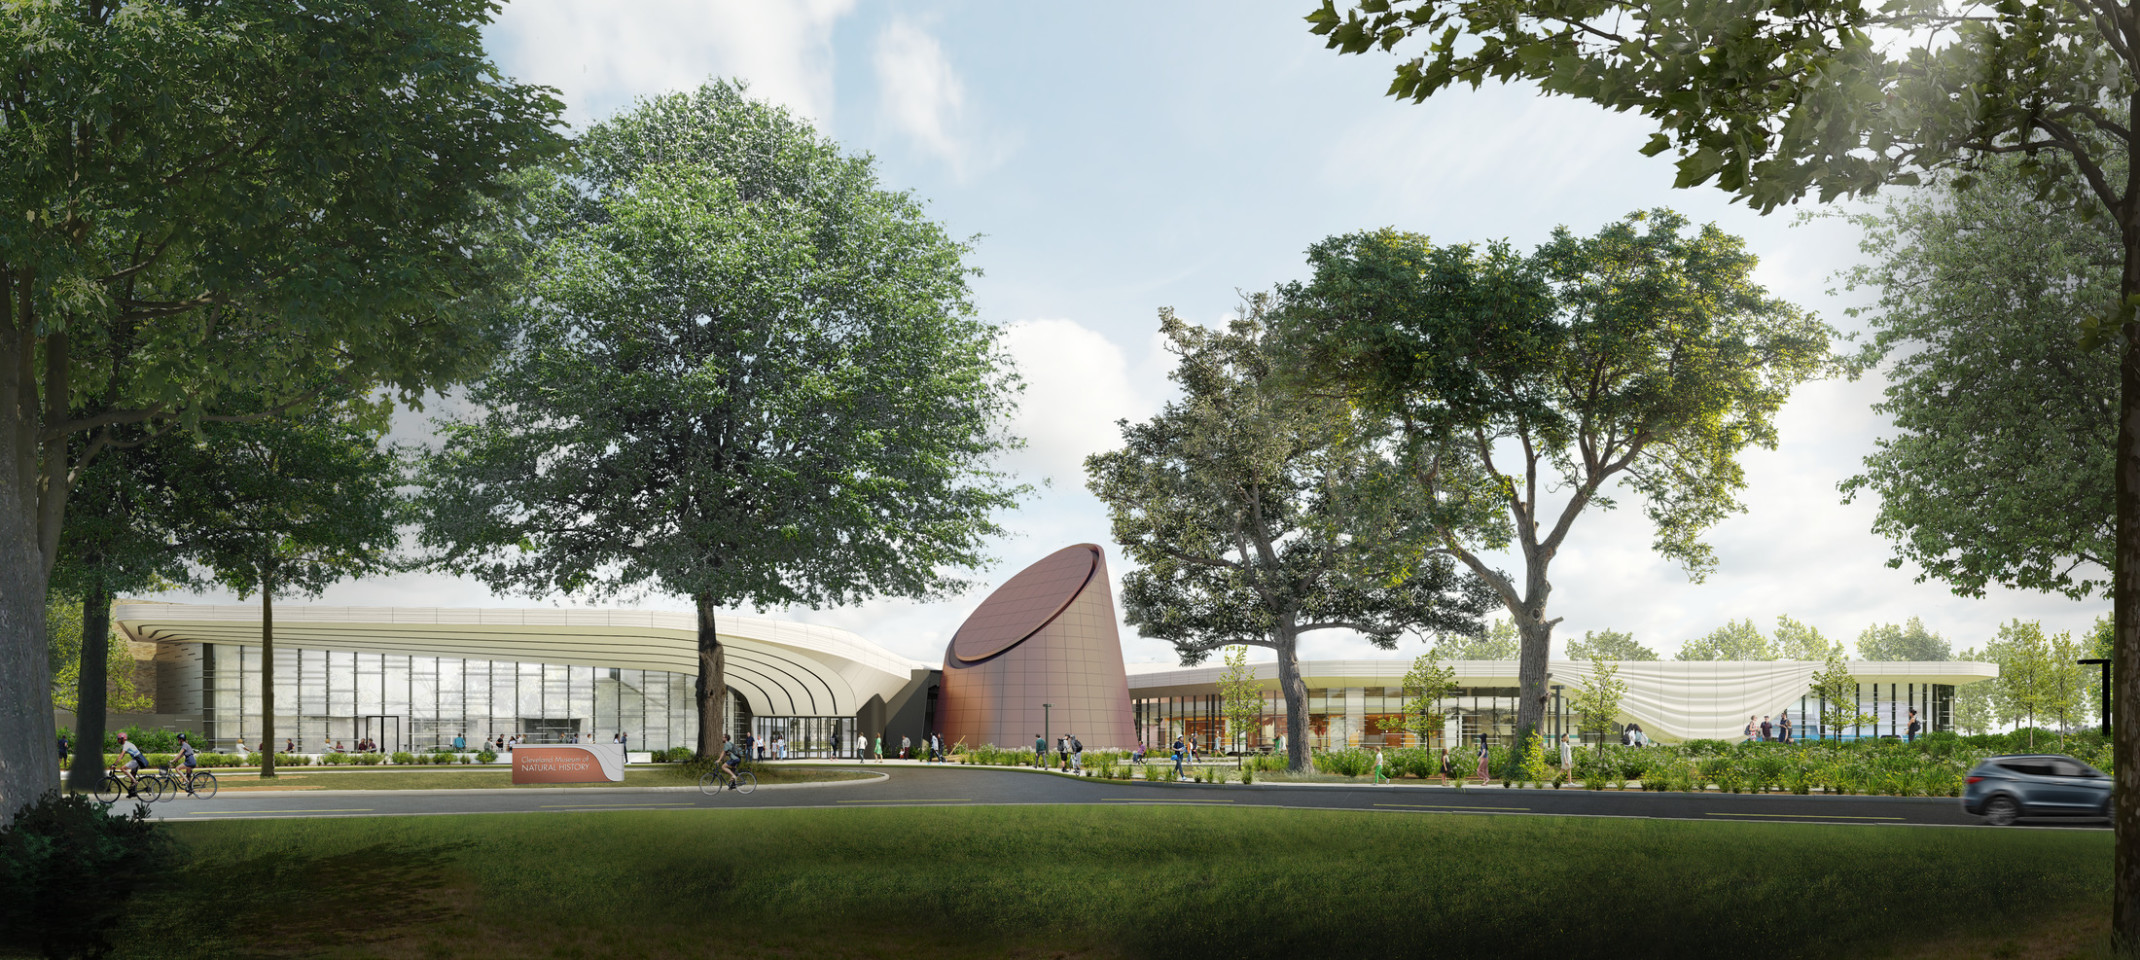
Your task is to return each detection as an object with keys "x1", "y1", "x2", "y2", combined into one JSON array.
[{"x1": 124, "y1": 840, "x2": 474, "y2": 959}]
